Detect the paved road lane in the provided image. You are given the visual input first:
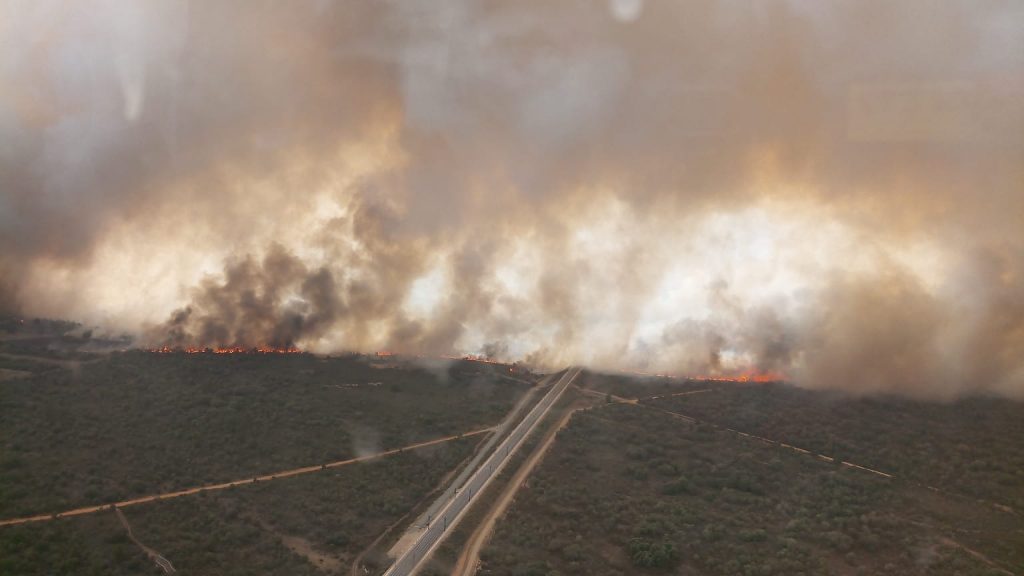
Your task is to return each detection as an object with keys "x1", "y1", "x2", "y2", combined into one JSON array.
[{"x1": 383, "y1": 367, "x2": 581, "y2": 576}]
